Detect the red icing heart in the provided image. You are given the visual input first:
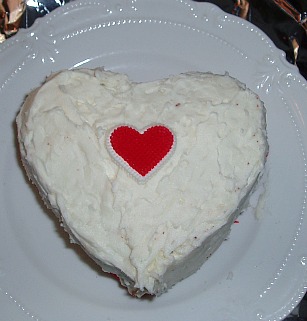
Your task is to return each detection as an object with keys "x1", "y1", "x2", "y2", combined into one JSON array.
[{"x1": 107, "y1": 125, "x2": 175, "y2": 180}]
